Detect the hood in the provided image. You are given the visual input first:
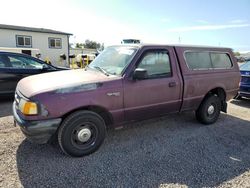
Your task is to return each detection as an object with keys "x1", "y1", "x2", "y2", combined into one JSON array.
[{"x1": 17, "y1": 69, "x2": 116, "y2": 98}]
